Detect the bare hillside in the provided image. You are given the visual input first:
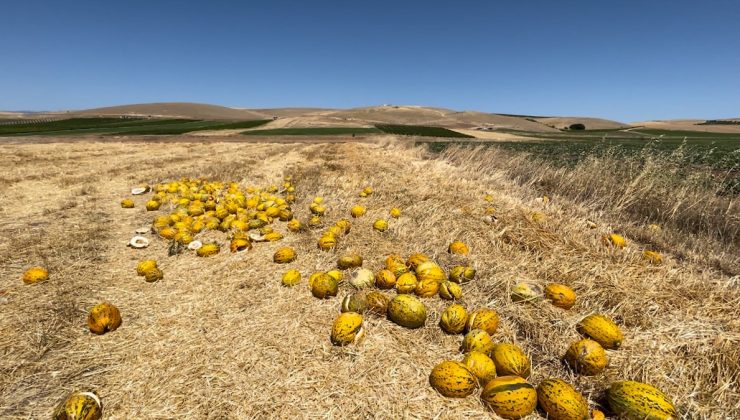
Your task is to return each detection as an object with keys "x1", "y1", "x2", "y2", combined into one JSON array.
[{"x1": 535, "y1": 117, "x2": 628, "y2": 130}]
